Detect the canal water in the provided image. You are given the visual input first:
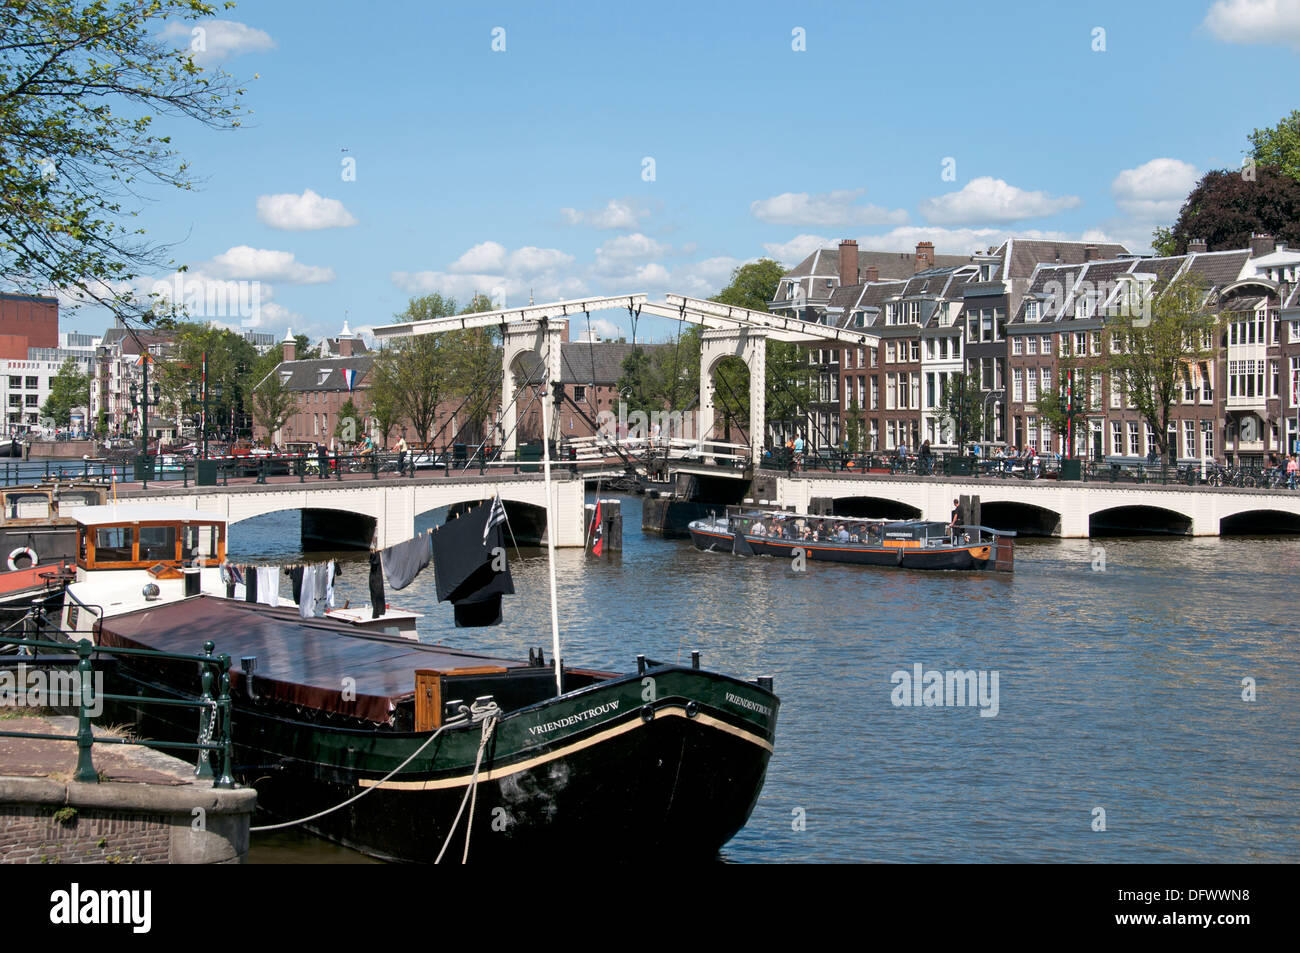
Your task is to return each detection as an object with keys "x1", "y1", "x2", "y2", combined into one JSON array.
[{"x1": 229, "y1": 494, "x2": 1299, "y2": 863}]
